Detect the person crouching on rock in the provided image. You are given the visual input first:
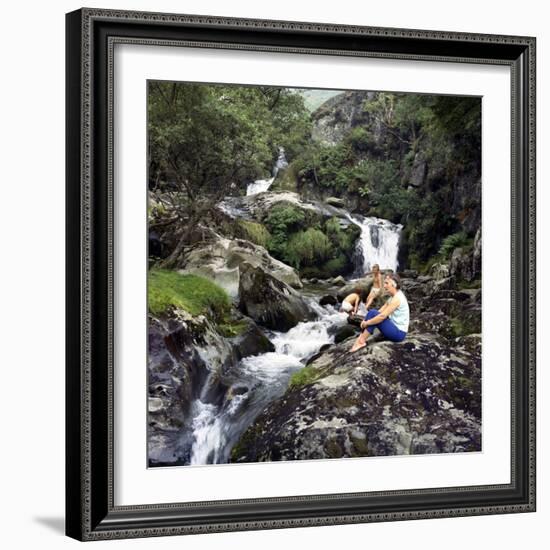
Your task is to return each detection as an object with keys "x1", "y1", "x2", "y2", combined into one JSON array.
[
  {"x1": 351, "y1": 273, "x2": 409, "y2": 352},
  {"x1": 364, "y1": 263, "x2": 383, "y2": 310},
  {"x1": 340, "y1": 290, "x2": 361, "y2": 316}
]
